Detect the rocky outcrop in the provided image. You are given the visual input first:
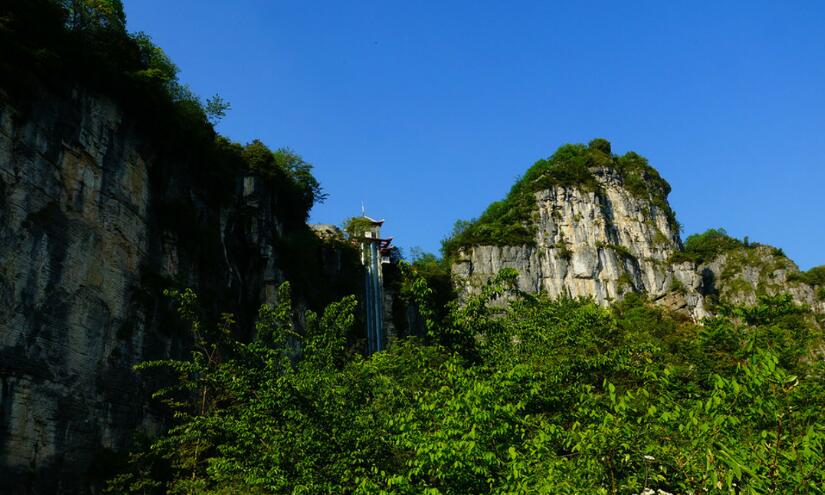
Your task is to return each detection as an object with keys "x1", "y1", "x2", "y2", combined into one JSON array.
[
  {"x1": 0, "y1": 88, "x2": 357, "y2": 494},
  {"x1": 697, "y1": 246, "x2": 825, "y2": 314},
  {"x1": 452, "y1": 167, "x2": 822, "y2": 319}
]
